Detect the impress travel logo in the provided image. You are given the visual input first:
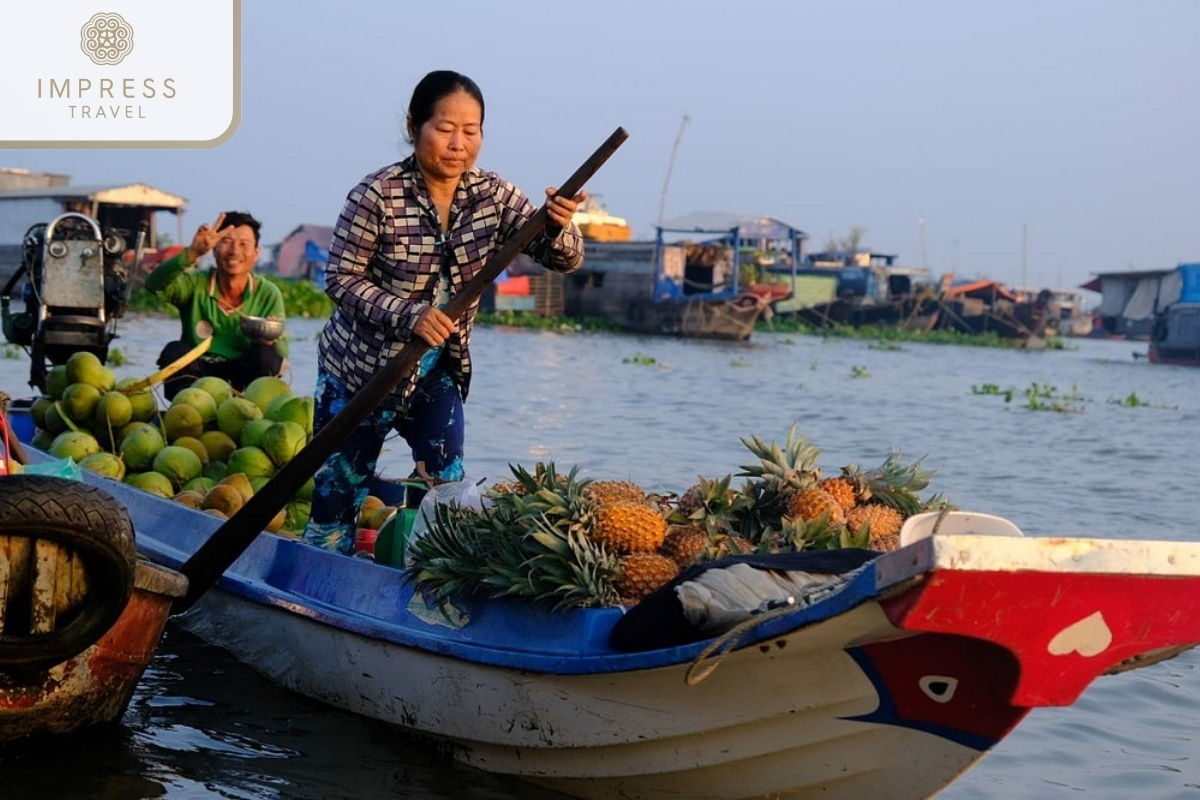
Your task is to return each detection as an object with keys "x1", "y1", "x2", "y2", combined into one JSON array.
[
  {"x1": 80, "y1": 13, "x2": 135, "y2": 66},
  {"x1": 0, "y1": 1, "x2": 241, "y2": 148}
]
